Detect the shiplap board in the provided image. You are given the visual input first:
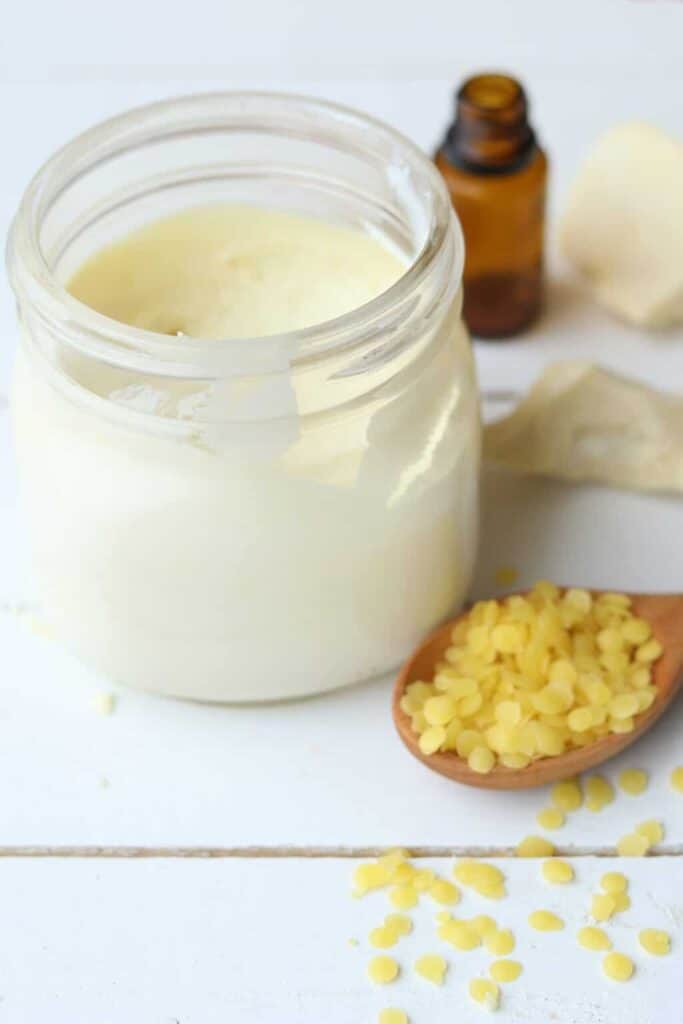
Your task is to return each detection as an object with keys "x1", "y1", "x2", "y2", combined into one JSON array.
[{"x1": 1, "y1": 855, "x2": 681, "y2": 1023}]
